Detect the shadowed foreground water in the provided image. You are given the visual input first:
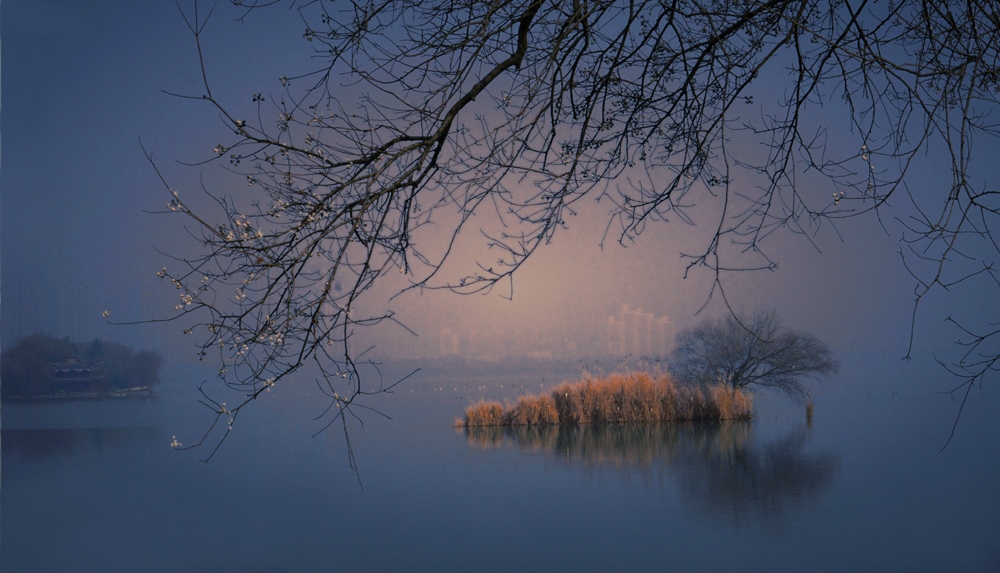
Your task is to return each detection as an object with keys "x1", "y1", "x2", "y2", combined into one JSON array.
[
  {"x1": 467, "y1": 422, "x2": 841, "y2": 522},
  {"x1": 3, "y1": 356, "x2": 1000, "y2": 572}
]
